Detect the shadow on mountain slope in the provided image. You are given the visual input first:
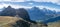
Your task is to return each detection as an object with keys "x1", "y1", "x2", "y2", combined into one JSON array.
[{"x1": 44, "y1": 16, "x2": 60, "y2": 23}]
